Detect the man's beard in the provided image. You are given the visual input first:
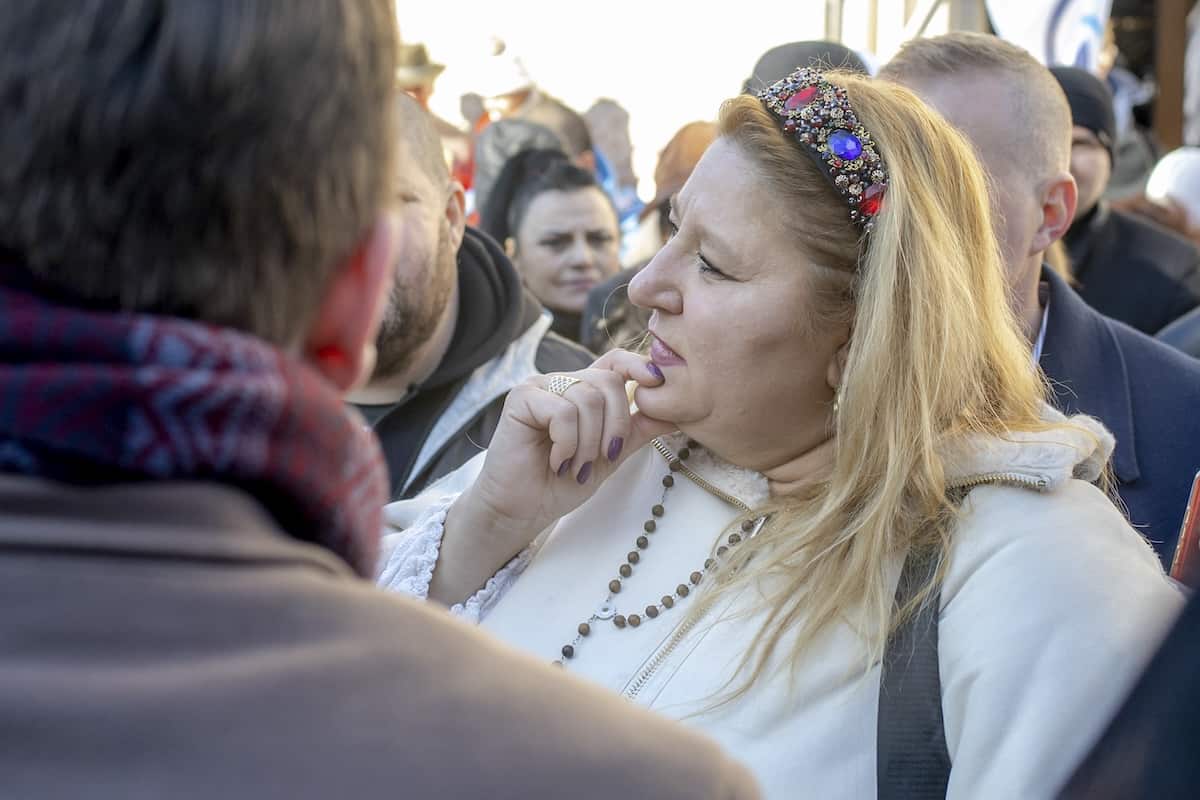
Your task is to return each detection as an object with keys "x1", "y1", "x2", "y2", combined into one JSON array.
[{"x1": 371, "y1": 224, "x2": 456, "y2": 383}]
